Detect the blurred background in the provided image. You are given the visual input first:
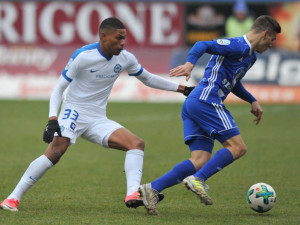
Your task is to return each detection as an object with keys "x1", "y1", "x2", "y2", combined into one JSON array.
[{"x1": 0, "y1": 0, "x2": 300, "y2": 103}]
